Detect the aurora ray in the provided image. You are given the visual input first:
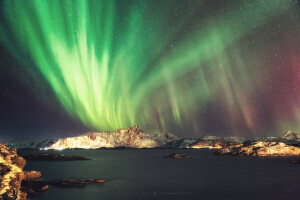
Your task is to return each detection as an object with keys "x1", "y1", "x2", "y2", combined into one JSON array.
[{"x1": 0, "y1": 0, "x2": 300, "y2": 137}]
